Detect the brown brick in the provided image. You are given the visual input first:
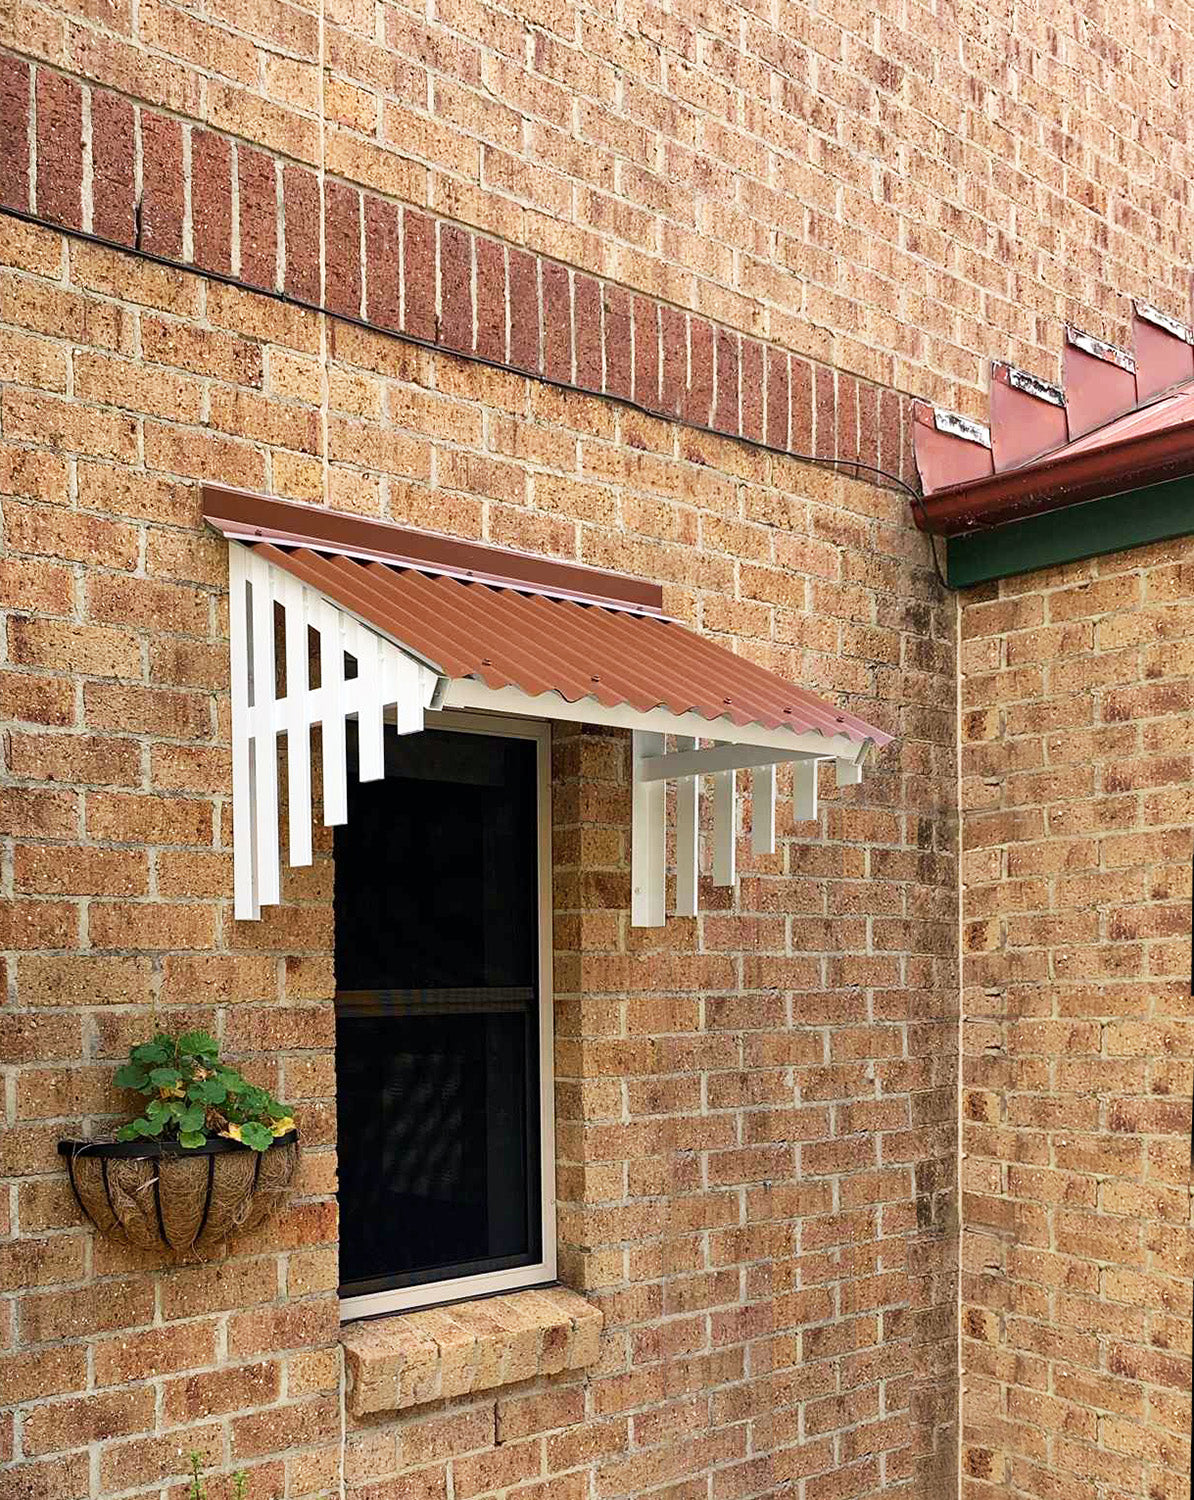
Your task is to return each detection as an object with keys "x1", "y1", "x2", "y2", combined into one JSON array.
[
  {"x1": 402, "y1": 208, "x2": 436, "y2": 341},
  {"x1": 324, "y1": 179, "x2": 362, "y2": 318},
  {"x1": 0, "y1": 669, "x2": 75, "y2": 726},
  {"x1": 34, "y1": 71, "x2": 82, "y2": 231},
  {"x1": 363, "y1": 193, "x2": 400, "y2": 331},
  {"x1": 83, "y1": 683, "x2": 208, "y2": 738},
  {"x1": 190, "y1": 128, "x2": 233, "y2": 274},
  {"x1": 8, "y1": 731, "x2": 141, "y2": 787},
  {"x1": 236, "y1": 144, "x2": 278, "y2": 290},
  {"x1": 4, "y1": 500, "x2": 139, "y2": 570},
  {"x1": 0, "y1": 54, "x2": 30, "y2": 211},
  {"x1": 85, "y1": 789, "x2": 212, "y2": 845},
  {"x1": 713, "y1": 325, "x2": 739, "y2": 436},
  {"x1": 163, "y1": 1359, "x2": 281, "y2": 1424},
  {"x1": 23, "y1": 1388, "x2": 157, "y2": 1457},
  {"x1": 90, "y1": 91, "x2": 136, "y2": 245},
  {"x1": 542, "y1": 260, "x2": 572, "y2": 383},
  {"x1": 507, "y1": 249, "x2": 540, "y2": 373},
  {"x1": 18, "y1": 953, "x2": 153, "y2": 1006},
  {"x1": 139, "y1": 112, "x2": 185, "y2": 258},
  {"x1": 573, "y1": 274, "x2": 601, "y2": 391},
  {"x1": 474, "y1": 236, "x2": 505, "y2": 363},
  {"x1": 438, "y1": 223, "x2": 472, "y2": 353},
  {"x1": 282, "y1": 165, "x2": 320, "y2": 304},
  {"x1": 631, "y1": 294, "x2": 659, "y2": 410},
  {"x1": 0, "y1": 1346, "x2": 88, "y2": 1405},
  {"x1": 602, "y1": 286, "x2": 631, "y2": 401},
  {"x1": 685, "y1": 317, "x2": 714, "y2": 426}
]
